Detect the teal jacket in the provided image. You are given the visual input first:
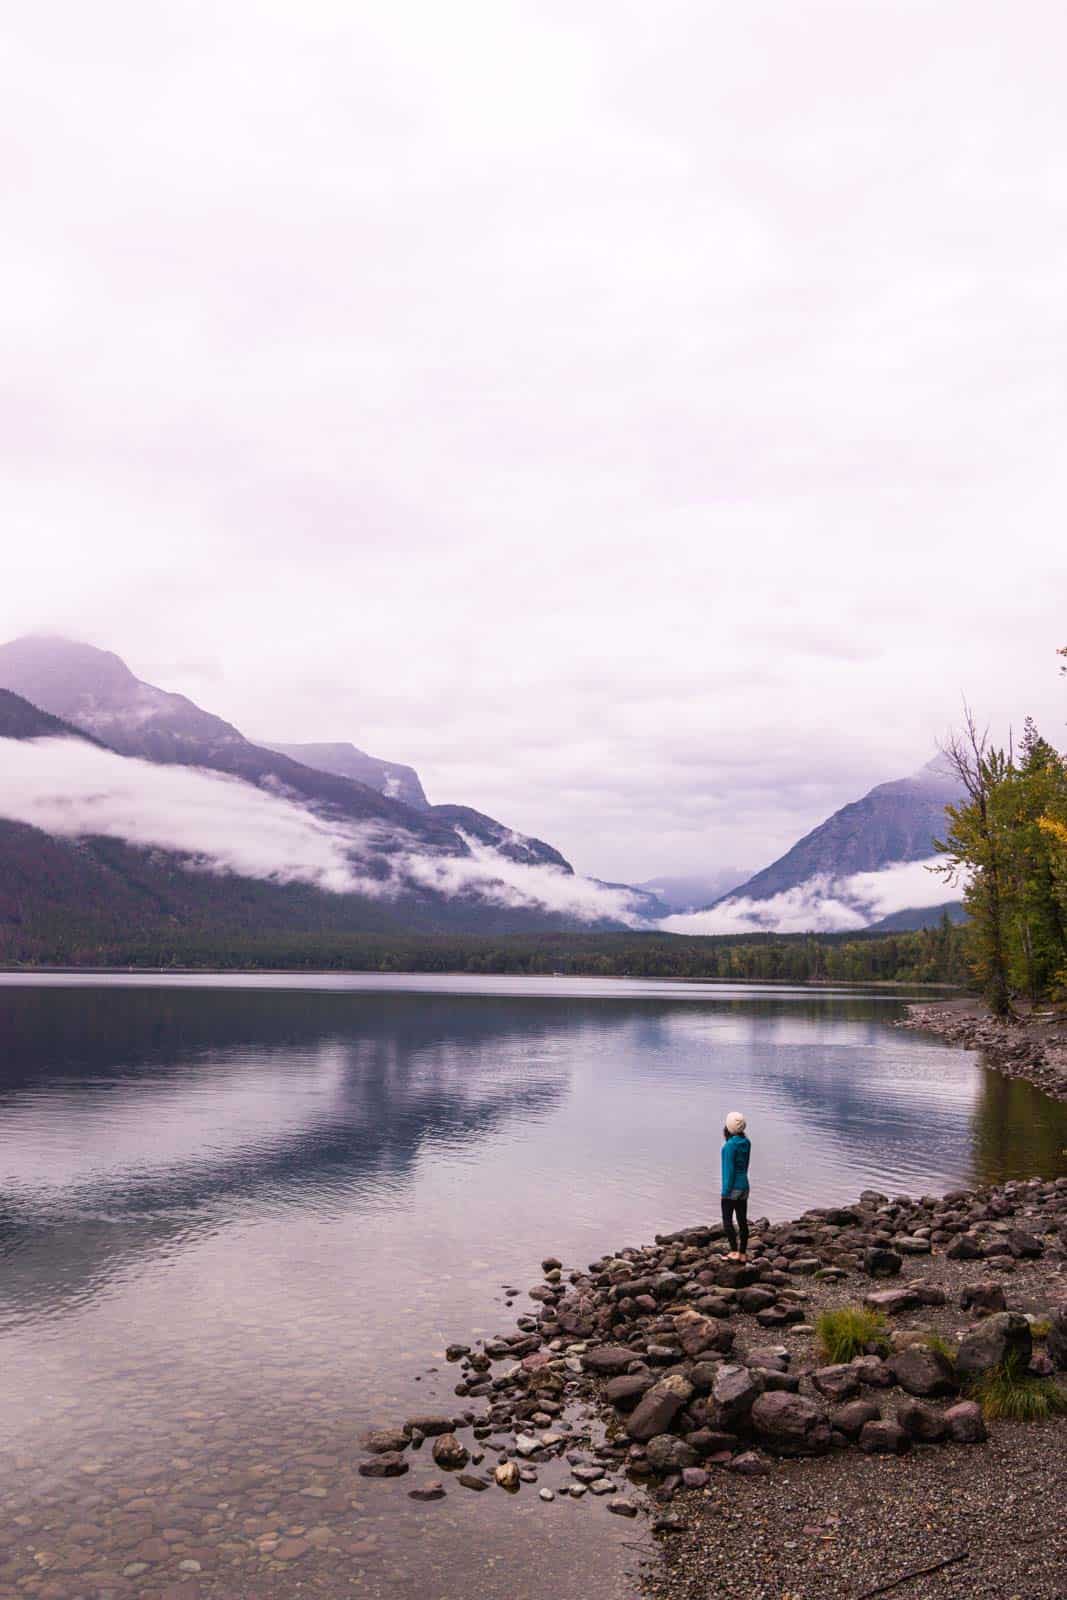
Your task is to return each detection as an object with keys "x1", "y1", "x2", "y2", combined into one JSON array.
[{"x1": 721, "y1": 1133, "x2": 751, "y2": 1197}]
